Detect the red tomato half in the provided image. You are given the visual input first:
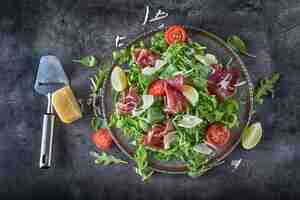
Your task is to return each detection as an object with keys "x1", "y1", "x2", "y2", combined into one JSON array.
[
  {"x1": 206, "y1": 122, "x2": 230, "y2": 147},
  {"x1": 148, "y1": 80, "x2": 166, "y2": 96},
  {"x1": 92, "y1": 128, "x2": 113, "y2": 150},
  {"x1": 164, "y1": 25, "x2": 187, "y2": 44}
]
